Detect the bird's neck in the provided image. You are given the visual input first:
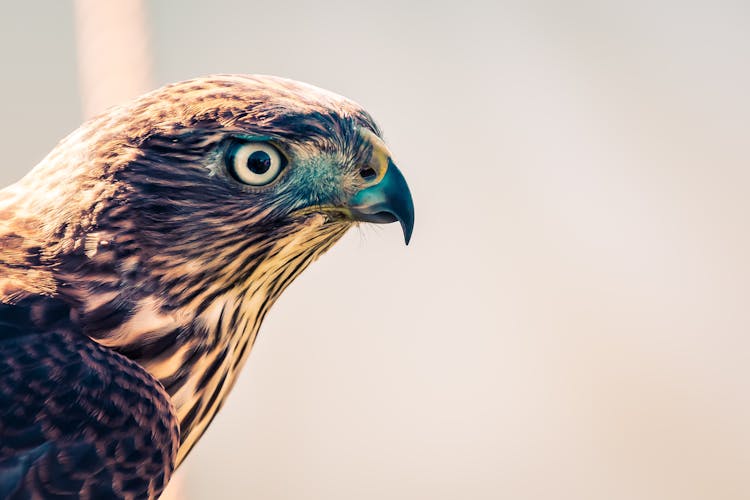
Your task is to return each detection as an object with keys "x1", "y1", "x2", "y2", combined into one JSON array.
[
  {"x1": 0, "y1": 175, "x2": 350, "y2": 464},
  {"x1": 70, "y1": 215, "x2": 348, "y2": 464}
]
